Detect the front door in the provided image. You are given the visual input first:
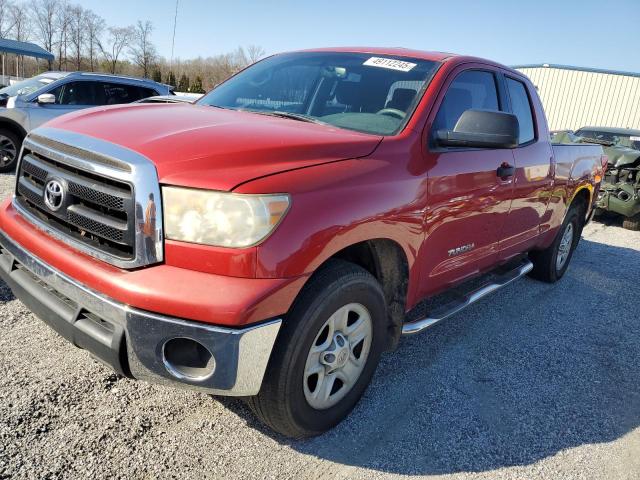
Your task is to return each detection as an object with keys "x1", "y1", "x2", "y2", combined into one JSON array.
[
  {"x1": 419, "y1": 68, "x2": 515, "y2": 298},
  {"x1": 28, "y1": 81, "x2": 99, "y2": 130}
]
